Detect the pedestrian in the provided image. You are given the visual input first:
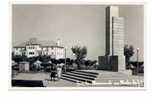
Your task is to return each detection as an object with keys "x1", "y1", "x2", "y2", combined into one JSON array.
[
  {"x1": 57, "y1": 65, "x2": 62, "y2": 81},
  {"x1": 50, "y1": 64, "x2": 56, "y2": 81}
]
